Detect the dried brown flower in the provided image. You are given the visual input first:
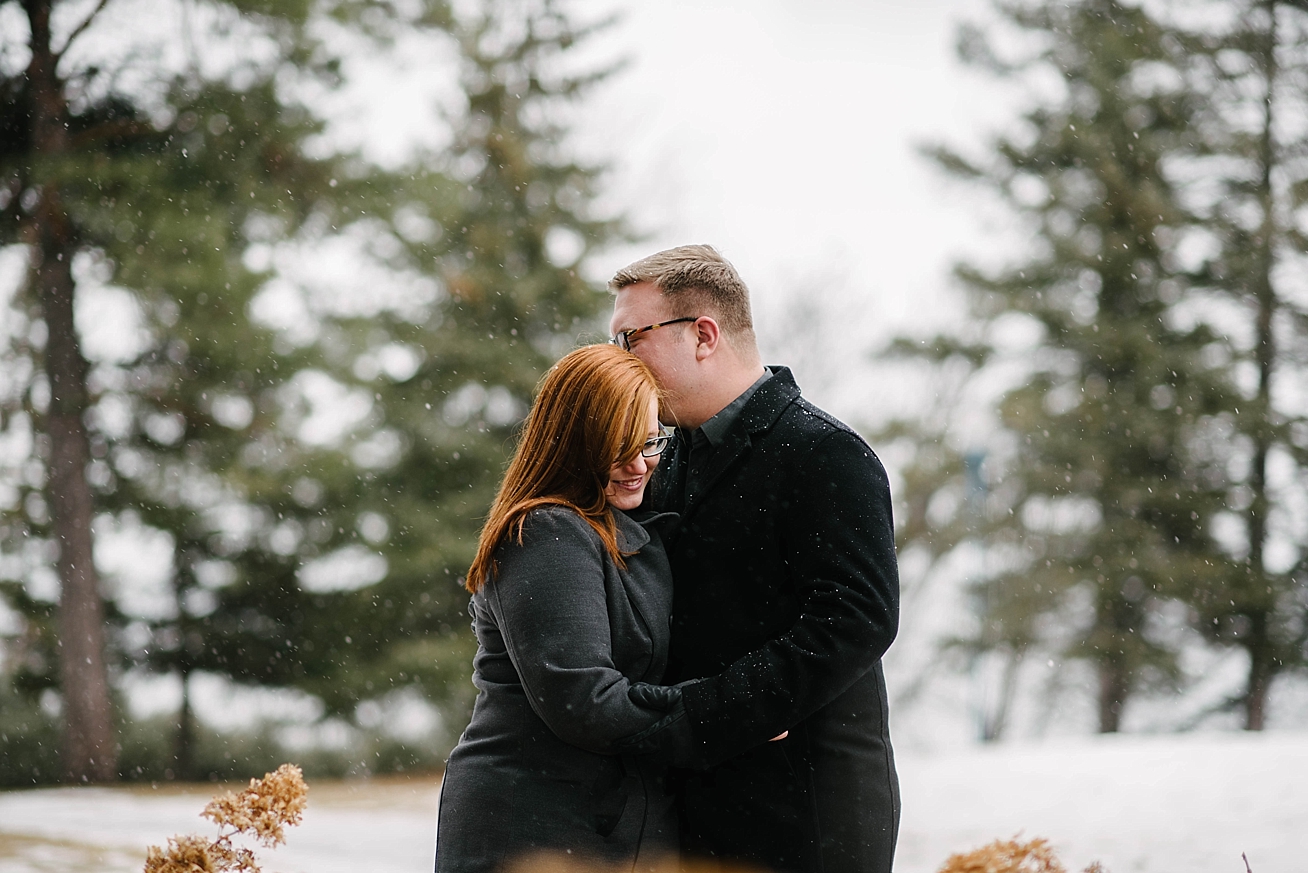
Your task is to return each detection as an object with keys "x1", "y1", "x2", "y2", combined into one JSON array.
[
  {"x1": 935, "y1": 837, "x2": 1108, "y2": 873},
  {"x1": 143, "y1": 835, "x2": 218, "y2": 873},
  {"x1": 206, "y1": 842, "x2": 260, "y2": 873},
  {"x1": 202, "y1": 763, "x2": 308, "y2": 848},
  {"x1": 937, "y1": 836, "x2": 1067, "y2": 873},
  {"x1": 143, "y1": 764, "x2": 308, "y2": 873}
]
